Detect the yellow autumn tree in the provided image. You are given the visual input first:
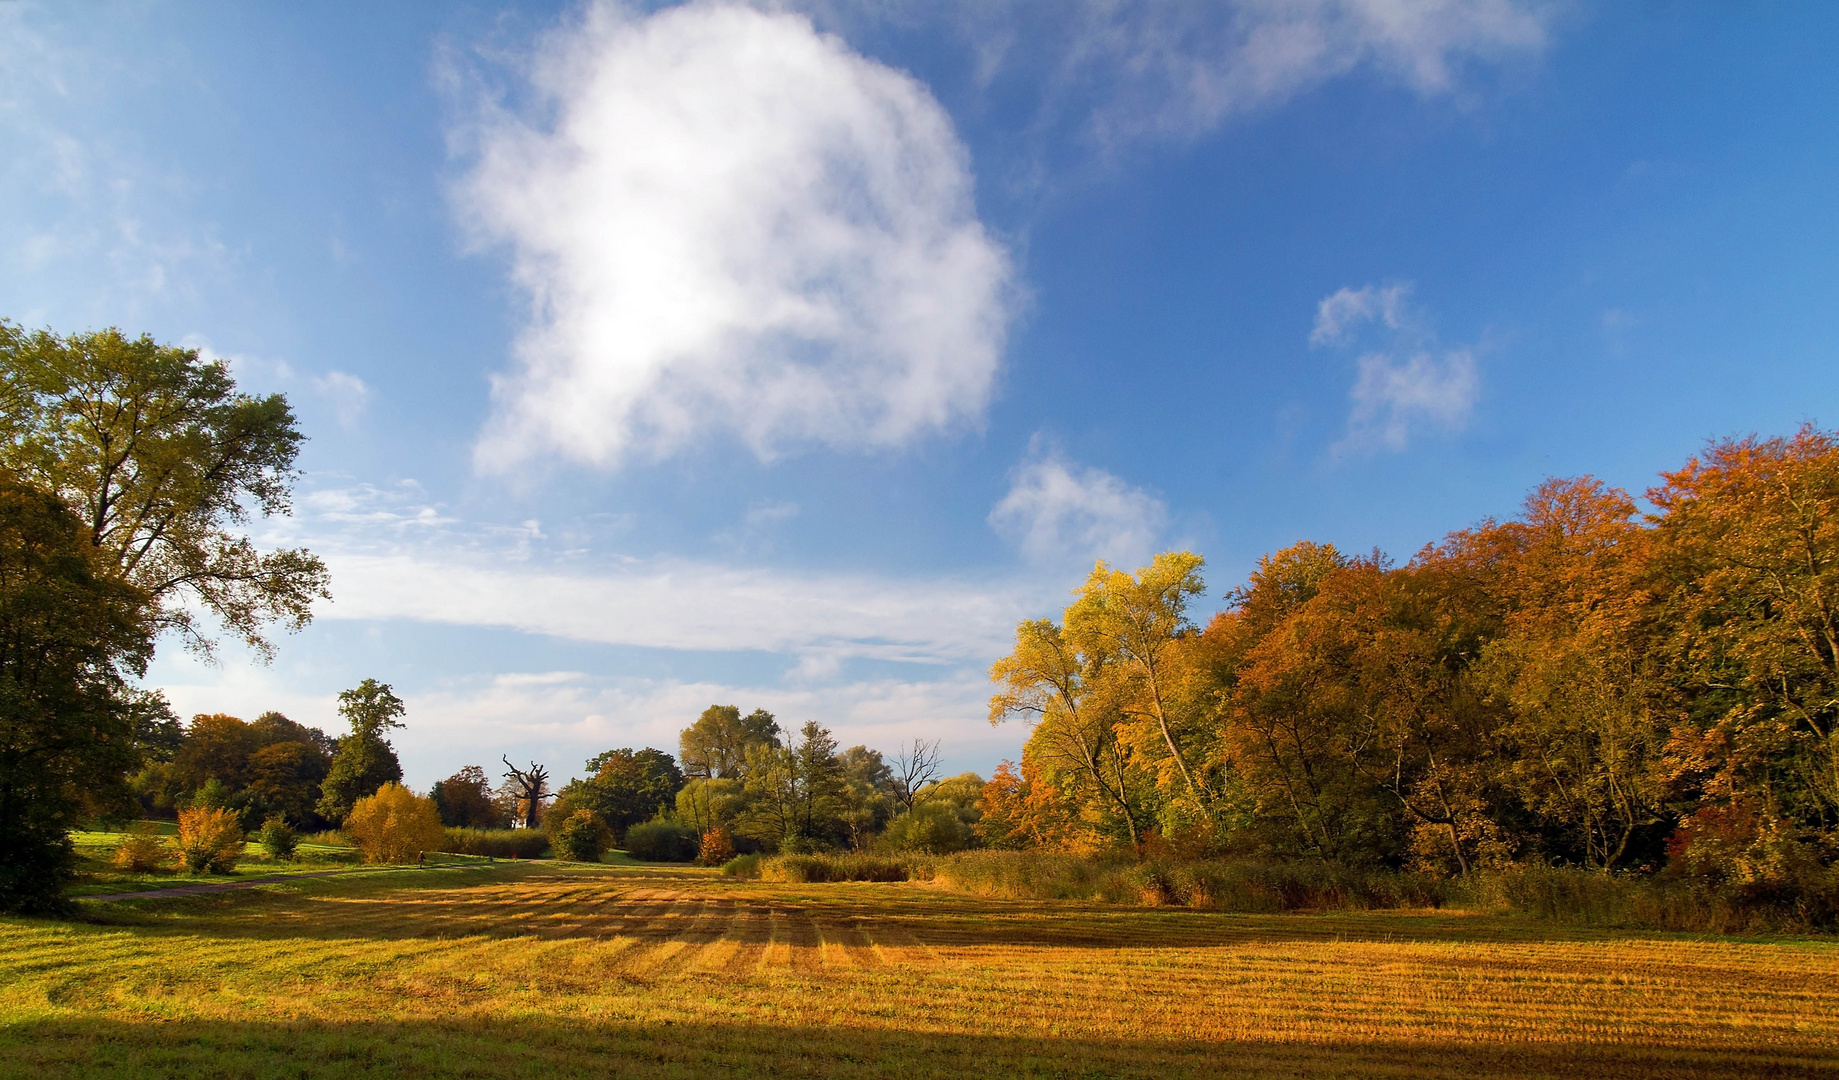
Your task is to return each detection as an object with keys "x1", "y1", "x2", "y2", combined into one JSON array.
[{"x1": 345, "y1": 783, "x2": 445, "y2": 864}]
